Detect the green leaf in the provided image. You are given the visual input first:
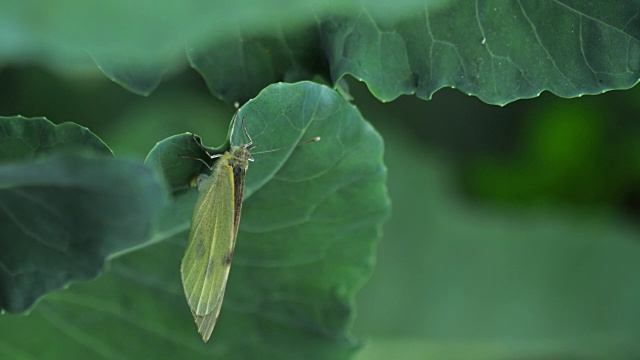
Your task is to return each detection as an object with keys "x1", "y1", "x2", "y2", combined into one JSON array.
[
  {"x1": 7, "y1": 0, "x2": 636, "y2": 104},
  {"x1": 144, "y1": 133, "x2": 219, "y2": 194},
  {"x1": 190, "y1": 0, "x2": 640, "y2": 105},
  {"x1": 324, "y1": 0, "x2": 640, "y2": 104},
  {"x1": 0, "y1": 117, "x2": 167, "y2": 313},
  {"x1": 0, "y1": 82, "x2": 390, "y2": 359}
]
